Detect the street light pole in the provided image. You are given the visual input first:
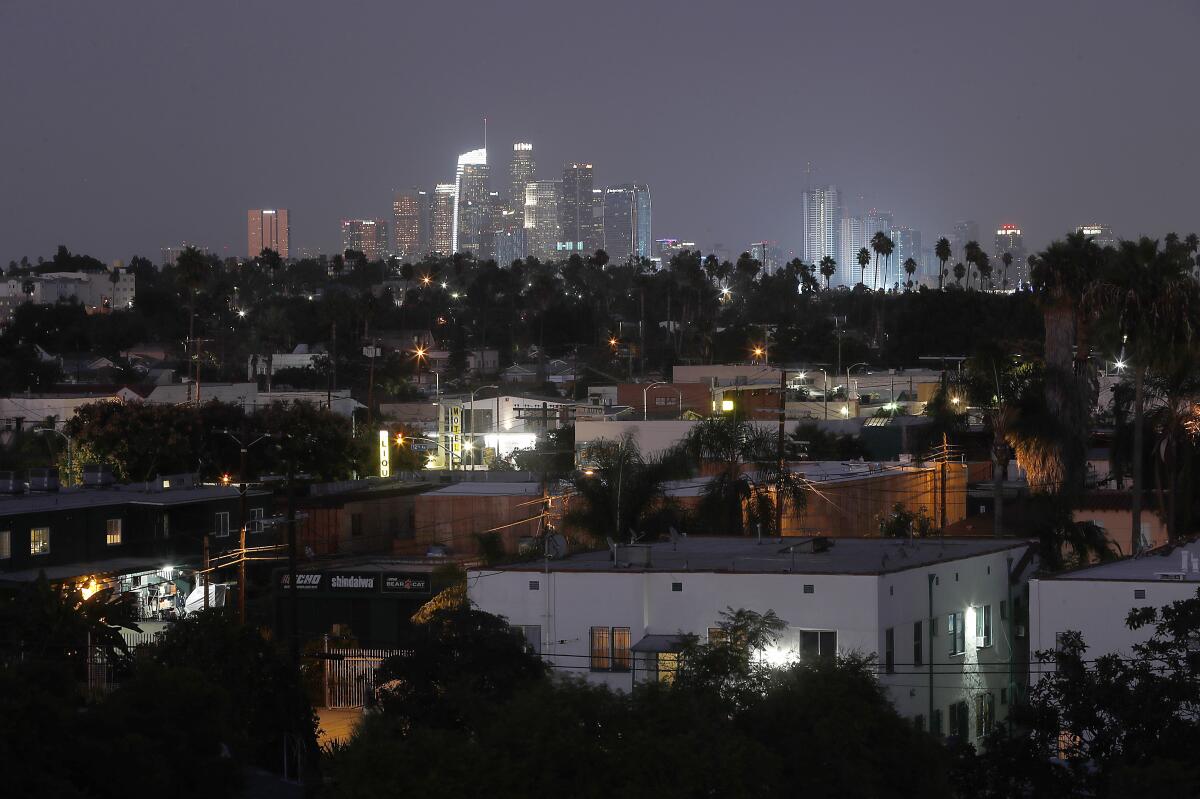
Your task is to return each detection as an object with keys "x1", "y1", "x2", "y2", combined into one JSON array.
[{"x1": 643, "y1": 381, "x2": 668, "y2": 421}]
